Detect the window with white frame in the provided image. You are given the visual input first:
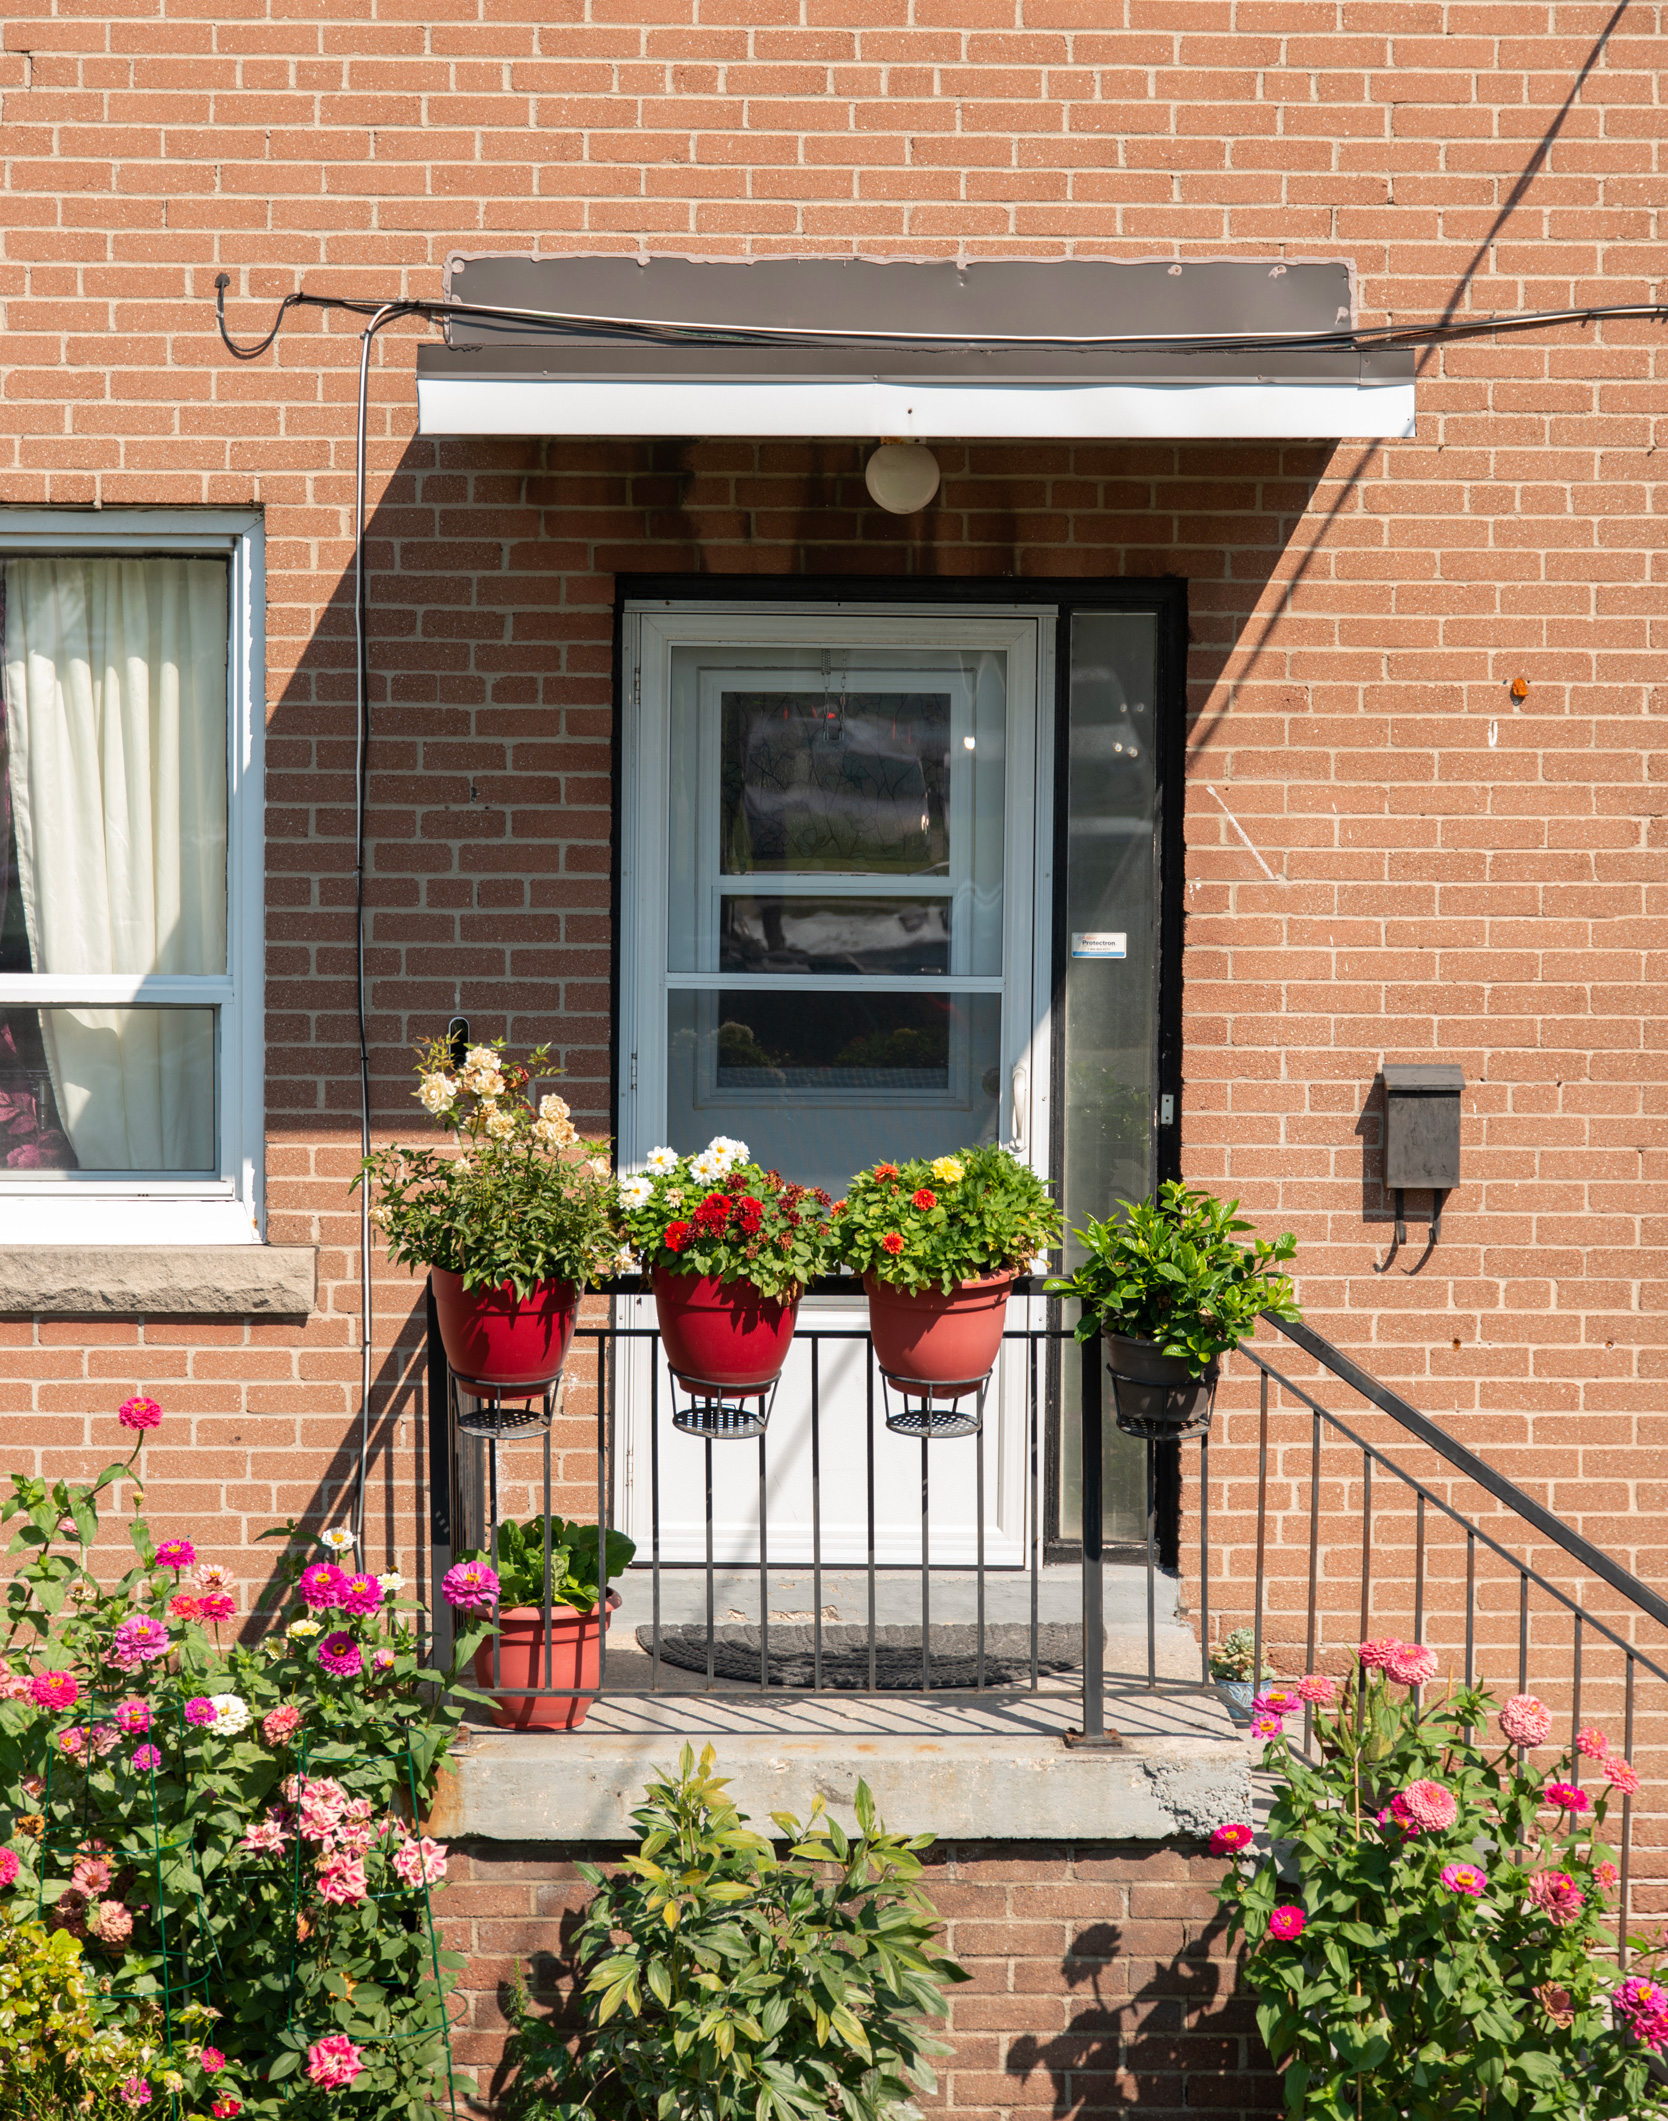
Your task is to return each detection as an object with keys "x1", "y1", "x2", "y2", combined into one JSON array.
[{"x1": 0, "y1": 513, "x2": 264, "y2": 1244}]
